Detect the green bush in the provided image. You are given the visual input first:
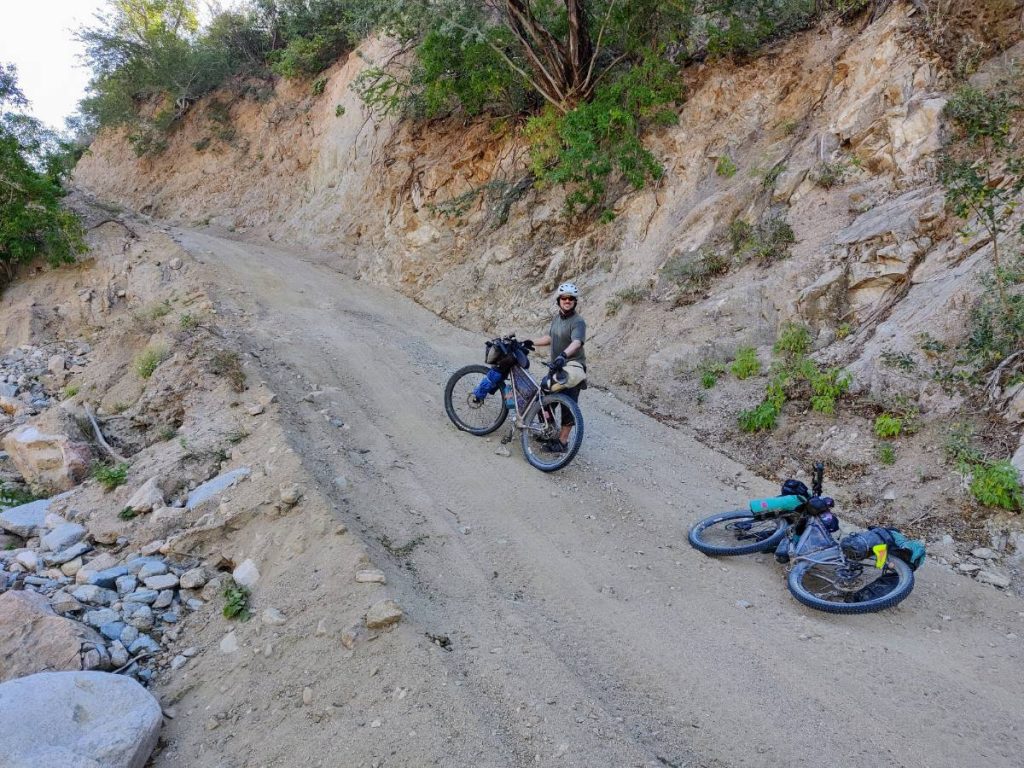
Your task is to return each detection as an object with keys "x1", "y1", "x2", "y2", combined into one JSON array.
[
  {"x1": 730, "y1": 346, "x2": 761, "y2": 379},
  {"x1": 808, "y1": 366, "x2": 851, "y2": 415},
  {"x1": 738, "y1": 401, "x2": 779, "y2": 432},
  {"x1": 662, "y1": 248, "x2": 730, "y2": 294},
  {"x1": 135, "y1": 344, "x2": 170, "y2": 379},
  {"x1": 877, "y1": 444, "x2": 896, "y2": 465},
  {"x1": 1, "y1": 65, "x2": 85, "y2": 283},
  {"x1": 874, "y1": 413, "x2": 903, "y2": 438},
  {"x1": 93, "y1": 462, "x2": 129, "y2": 492},
  {"x1": 222, "y1": 579, "x2": 251, "y2": 620},
  {"x1": 729, "y1": 216, "x2": 796, "y2": 265},
  {"x1": 970, "y1": 461, "x2": 1023, "y2": 511},
  {"x1": 774, "y1": 323, "x2": 811, "y2": 357},
  {"x1": 715, "y1": 154, "x2": 738, "y2": 178},
  {"x1": 698, "y1": 359, "x2": 727, "y2": 389}
]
